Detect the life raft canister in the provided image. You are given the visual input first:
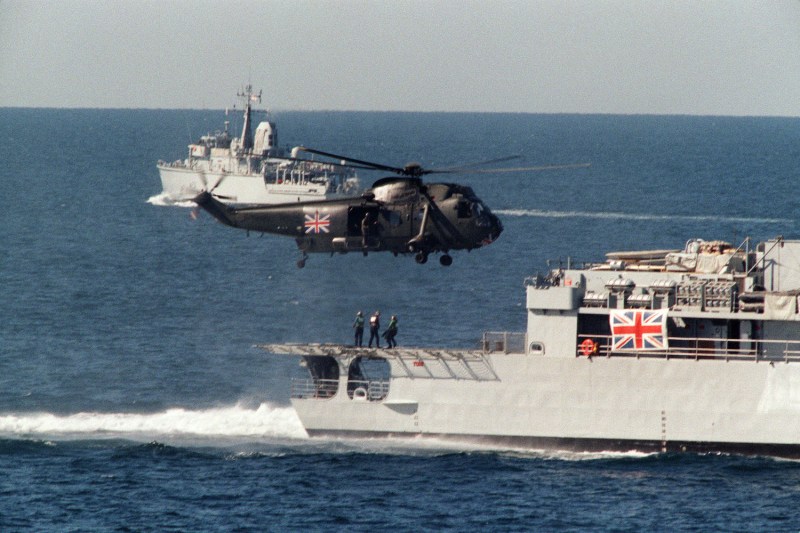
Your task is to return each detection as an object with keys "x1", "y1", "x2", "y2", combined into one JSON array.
[{"x1": 580, "y1": 338, "x2": 598, "y2": 356}]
